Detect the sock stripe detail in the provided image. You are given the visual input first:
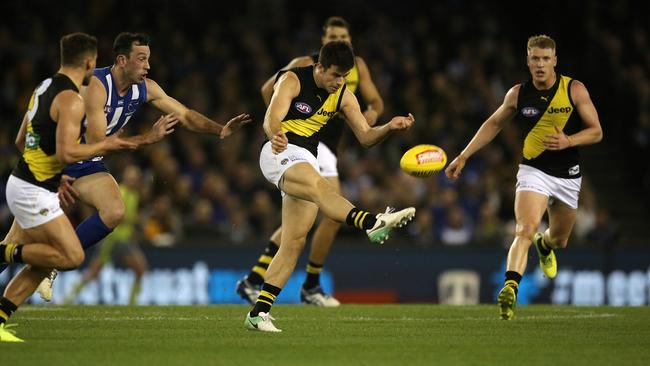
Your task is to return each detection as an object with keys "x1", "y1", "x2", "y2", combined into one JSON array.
[
  {"x1": 0, "y1": 309, "x2": 8, "y2": 321},
  {"x1": 354, "y1": 211, "x2": 369, "y2": 229},
  {"x1": 256, "y1": 298, "x2": 273, "y2": 306},
  {"x1": 353, "y1": 211, "x2": 362, "y2": 227},
  {"x1": 260, "y1": 290, "x2": 277, "y2": 302},
  {"x1": 306, "y1": 264, "x2": 323, "y2": 274},
  {"x1": 258, "y1": 255, "x2": 273, "y2": 265},
  {"x1": 358, "y1": 212, "x2": 369, "y2": 228},
  {"x1": 252, "y1": 266, "x2": 267, "y2": 277},
  {"x1": 5, "y1": 244, "x2": 16, "y2": 263}
]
